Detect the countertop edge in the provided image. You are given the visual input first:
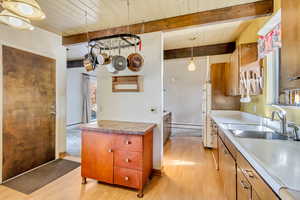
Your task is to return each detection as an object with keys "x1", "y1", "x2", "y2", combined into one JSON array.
[{"x1": 80, "y1": 122, "x2": 157, "y2": 135}]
